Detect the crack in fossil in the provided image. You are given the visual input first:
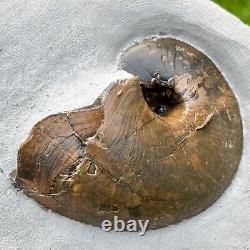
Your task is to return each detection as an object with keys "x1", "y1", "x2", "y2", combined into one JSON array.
[
  {"x1": 153, "y1": 111, "x2": 216, "y2": 164},
  {"x1": 66, "y1": 113, "x2": 86, "y2": 149}
]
